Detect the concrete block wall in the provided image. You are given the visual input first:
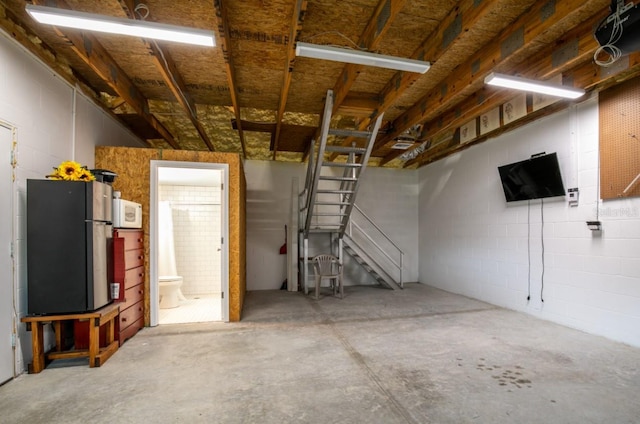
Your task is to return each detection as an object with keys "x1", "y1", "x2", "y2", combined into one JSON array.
[
  {"x1": 0, "y1": 32, "x2": 144, "y2": 373},
  {"x1": 418, "y1": 96, "x2": 640, "y2": 348},
  {"x1": 244, "y1": 160, "x2": 419, "y2": 291}
]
